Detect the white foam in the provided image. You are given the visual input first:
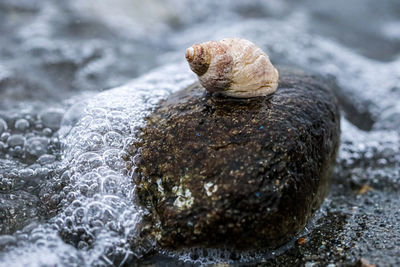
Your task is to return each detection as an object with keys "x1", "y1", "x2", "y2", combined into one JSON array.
[{"x1": 0, "y1": 63, "x2": 195, "y2": 267}]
